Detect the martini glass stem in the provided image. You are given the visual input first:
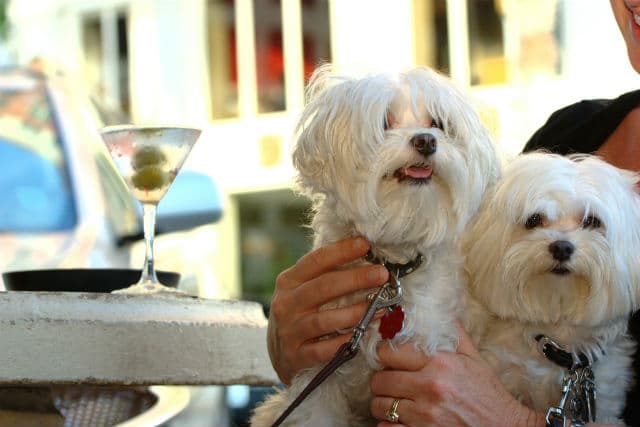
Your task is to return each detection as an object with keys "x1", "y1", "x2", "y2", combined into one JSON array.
[{"x1": 140, "y1": 202, "x2": 160, "y2": 284}]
